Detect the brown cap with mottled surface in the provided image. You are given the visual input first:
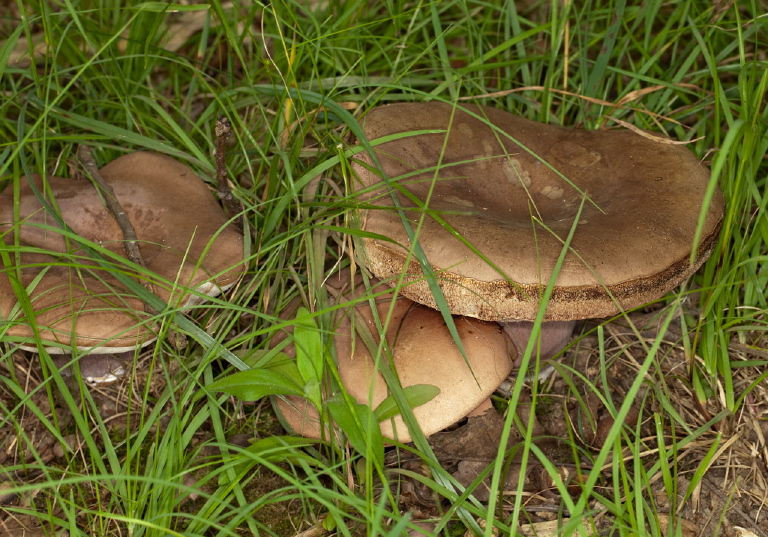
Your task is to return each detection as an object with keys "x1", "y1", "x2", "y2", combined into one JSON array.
[
  {"x1": 352, "y1": 102, "x2": 725, "y2": 321},
  {"x1": 0, "y1": 151, "x2": 245, "y2": 352}
]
